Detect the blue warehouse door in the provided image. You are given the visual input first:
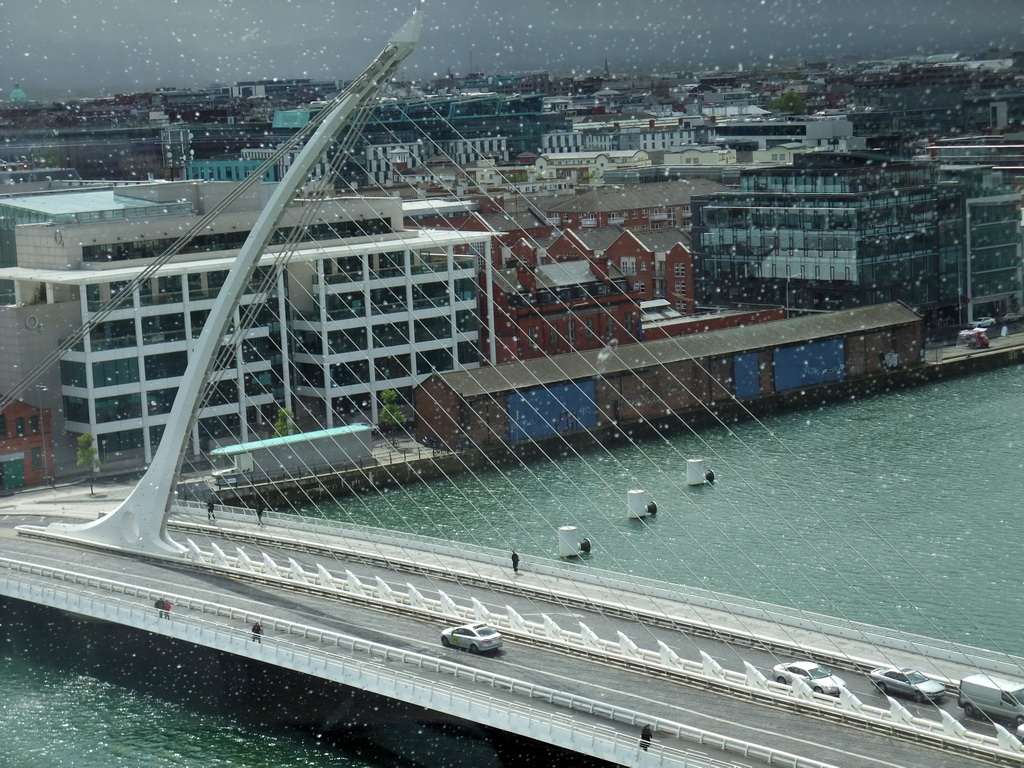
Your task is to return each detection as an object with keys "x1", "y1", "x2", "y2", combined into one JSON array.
[
  {"x1": 507, "y1": 381, "x2": 597, "y2": 443},
  {"x1": 734, "y1": 353, "x2": 761, "y2": 399},
  {"x1": 773, "y1": 339, "x2": 846, "y2": 392}
]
